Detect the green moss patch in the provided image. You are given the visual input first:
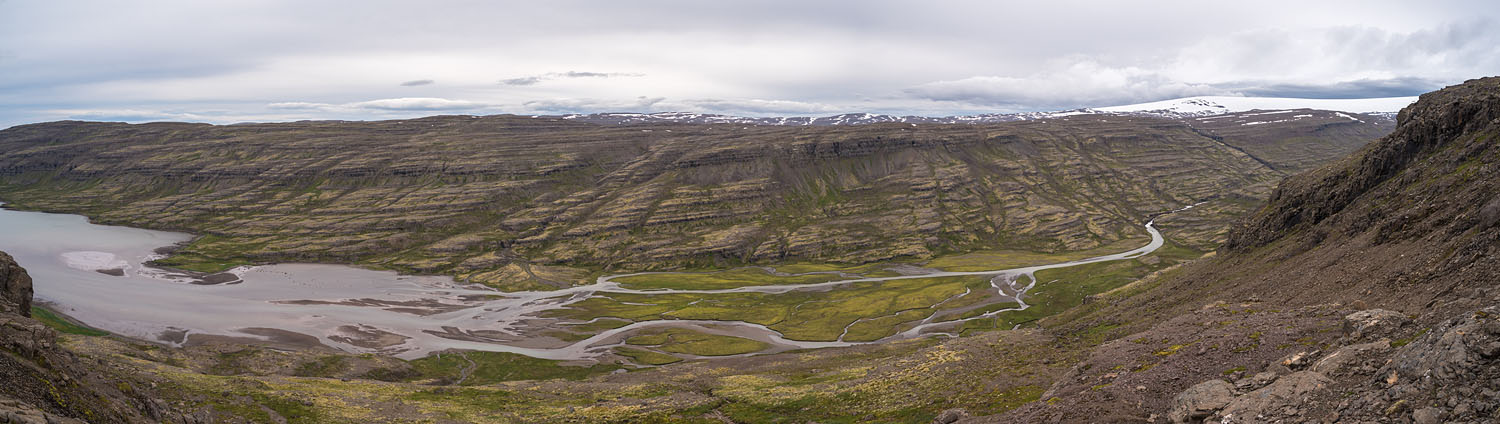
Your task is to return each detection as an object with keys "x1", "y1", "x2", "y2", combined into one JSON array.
[
  {"x1": 625, "y1": 328, "x2": 770, "y2": 356},
  {"x1": 615, "y1": 347, "x2": 683, "y2": 365},
  {"x1": 30, "y1": 306, "x2": 108, "y2": 336},
  {"x1": 407, "y1": 351, "x2": 620, "y2": 385},
  {"x1": 613, "y1": 267, "x2": 842, "y2": 290}
]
